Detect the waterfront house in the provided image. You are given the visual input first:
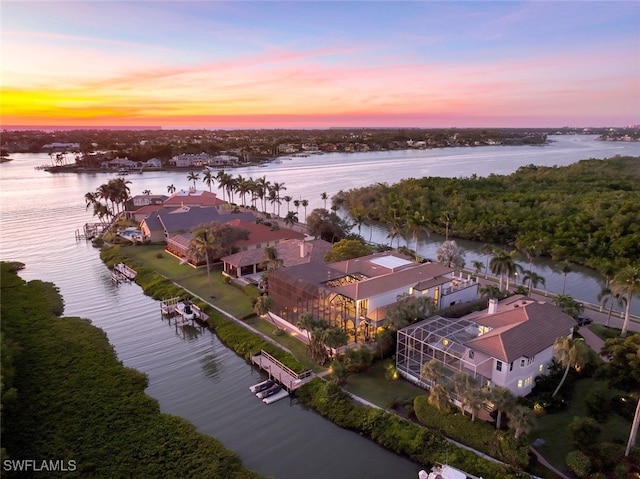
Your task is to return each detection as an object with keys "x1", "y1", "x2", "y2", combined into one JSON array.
[
  {"x1": 140, "y1": 206, "x2": 255, "y2": 243},
  {"x1": 222, "y1": 237, "x2": 331, "y2": 281},
  {"x1": 267, "y1": 251, "x2": 479, "y2": 342},
  {"x1": 162, "y1": 189, "x2": 225, "y2": 209},
  {"x1": 396, "y1": 295, "x2": 576, "y2": 398}
]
